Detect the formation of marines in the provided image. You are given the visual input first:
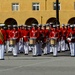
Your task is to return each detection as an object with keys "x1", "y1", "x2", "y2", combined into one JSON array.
[{"x1": 0, "y1": 23, "x2": 75, "y2": 60}]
